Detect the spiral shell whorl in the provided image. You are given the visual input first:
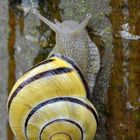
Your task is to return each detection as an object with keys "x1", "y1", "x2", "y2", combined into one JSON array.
[{"x1": 7, "y1": 54, "x2": 98, "y2": 140}]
